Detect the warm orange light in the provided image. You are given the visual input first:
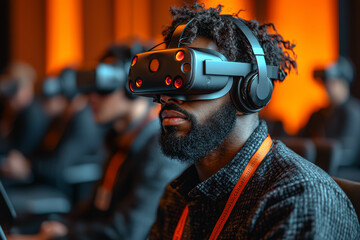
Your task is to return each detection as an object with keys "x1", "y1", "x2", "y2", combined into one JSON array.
[
  {"x1": 114, "y1": 0, "x2": 150, "y2": 41},
  {"x1": 135, "y1": 79, "x2": 143, "y2": 88},
  {"x1": 46, "y1": 0, "x2": 83, "y2": 75},
  {"x1": 263, "y1": 0, "x2": 338, "y2": 134},
  {"x1": 174, "y1": 77, "x2": 183, "y2": 89},
  {"x1": 149, "y1": 59, "x2": 160, "y2": 72},
  {"x1": 175, "y1": 51, "x2": 185, "y2": 62},
  {"x1": 131, "y1": 56, "x2": 138, "y2": 67},
  {"x1": 182, "y1": 63, "x2": 191, "y2": 73},
  {"x1": 202, "y1": 0, "x2": 255, "y2": 20},
  {"x1": 129, "y1": 82, "x2": 134, "y2": 92},
  {"x1": 165, "y1": 76, "x2": 172, "y2": 86}
]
